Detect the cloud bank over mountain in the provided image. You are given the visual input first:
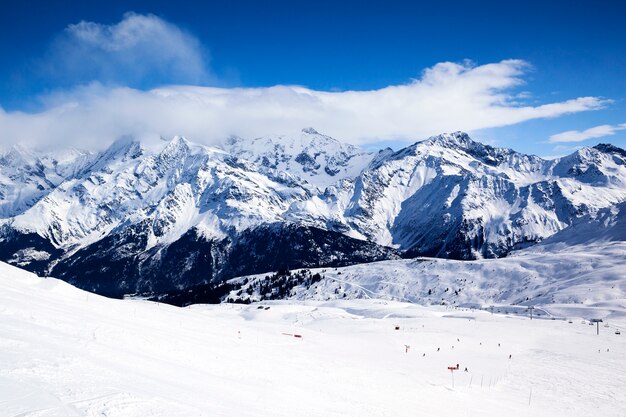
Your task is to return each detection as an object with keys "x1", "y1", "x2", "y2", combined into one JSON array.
[
  {"x1": 1, "y1": 60, "x2": 607, "y2": 150},
  {"x1": 0, "y1": 14, "x2": 609, "y2": 150}
]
